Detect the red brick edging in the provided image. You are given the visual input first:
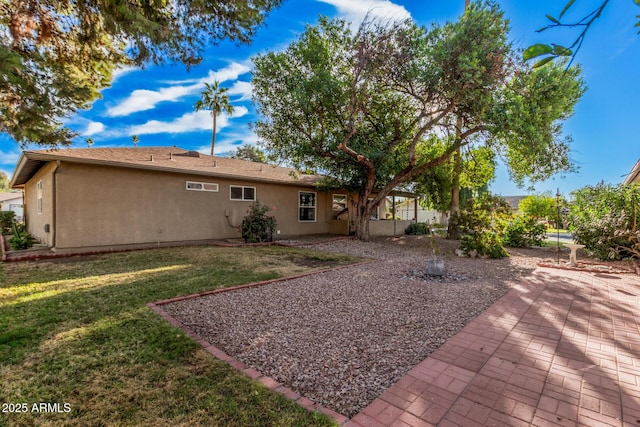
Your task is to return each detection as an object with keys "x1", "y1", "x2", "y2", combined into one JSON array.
[
  {"x1": 148, "y1": 261, "x2": 373, "y2": 426},
  {"x1": 536, "y1": 261, "x2": 637, "y2": 275}
]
